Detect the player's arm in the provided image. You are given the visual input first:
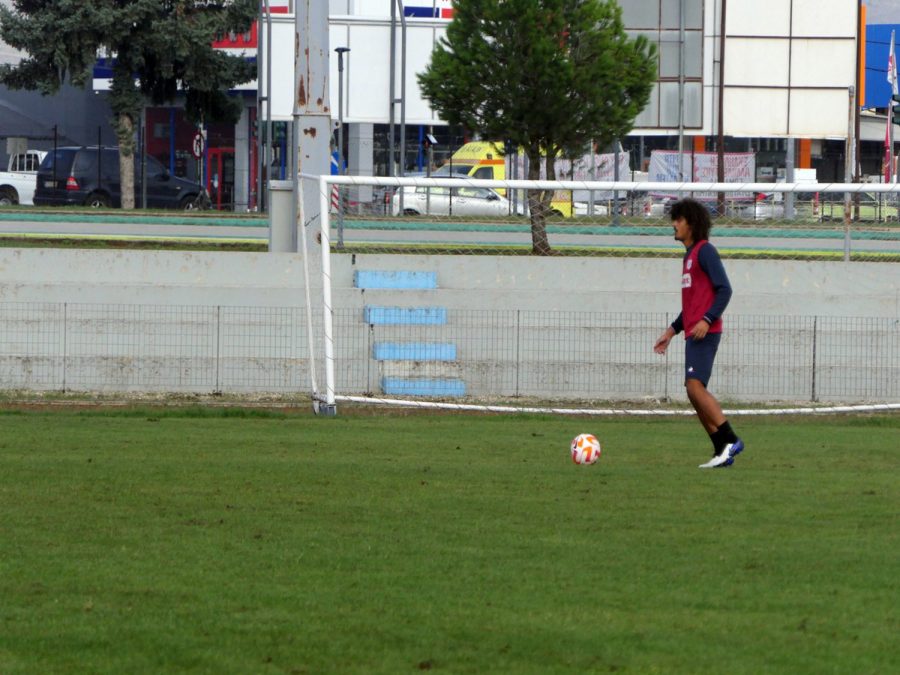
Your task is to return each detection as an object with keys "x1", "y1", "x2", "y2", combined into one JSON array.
[
  {"x1": 693, "y1": 245, "x2": 732, "y2": 338},
  {"x1": 654, "y1": 314, "x2": 683, "y2": 354}
]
